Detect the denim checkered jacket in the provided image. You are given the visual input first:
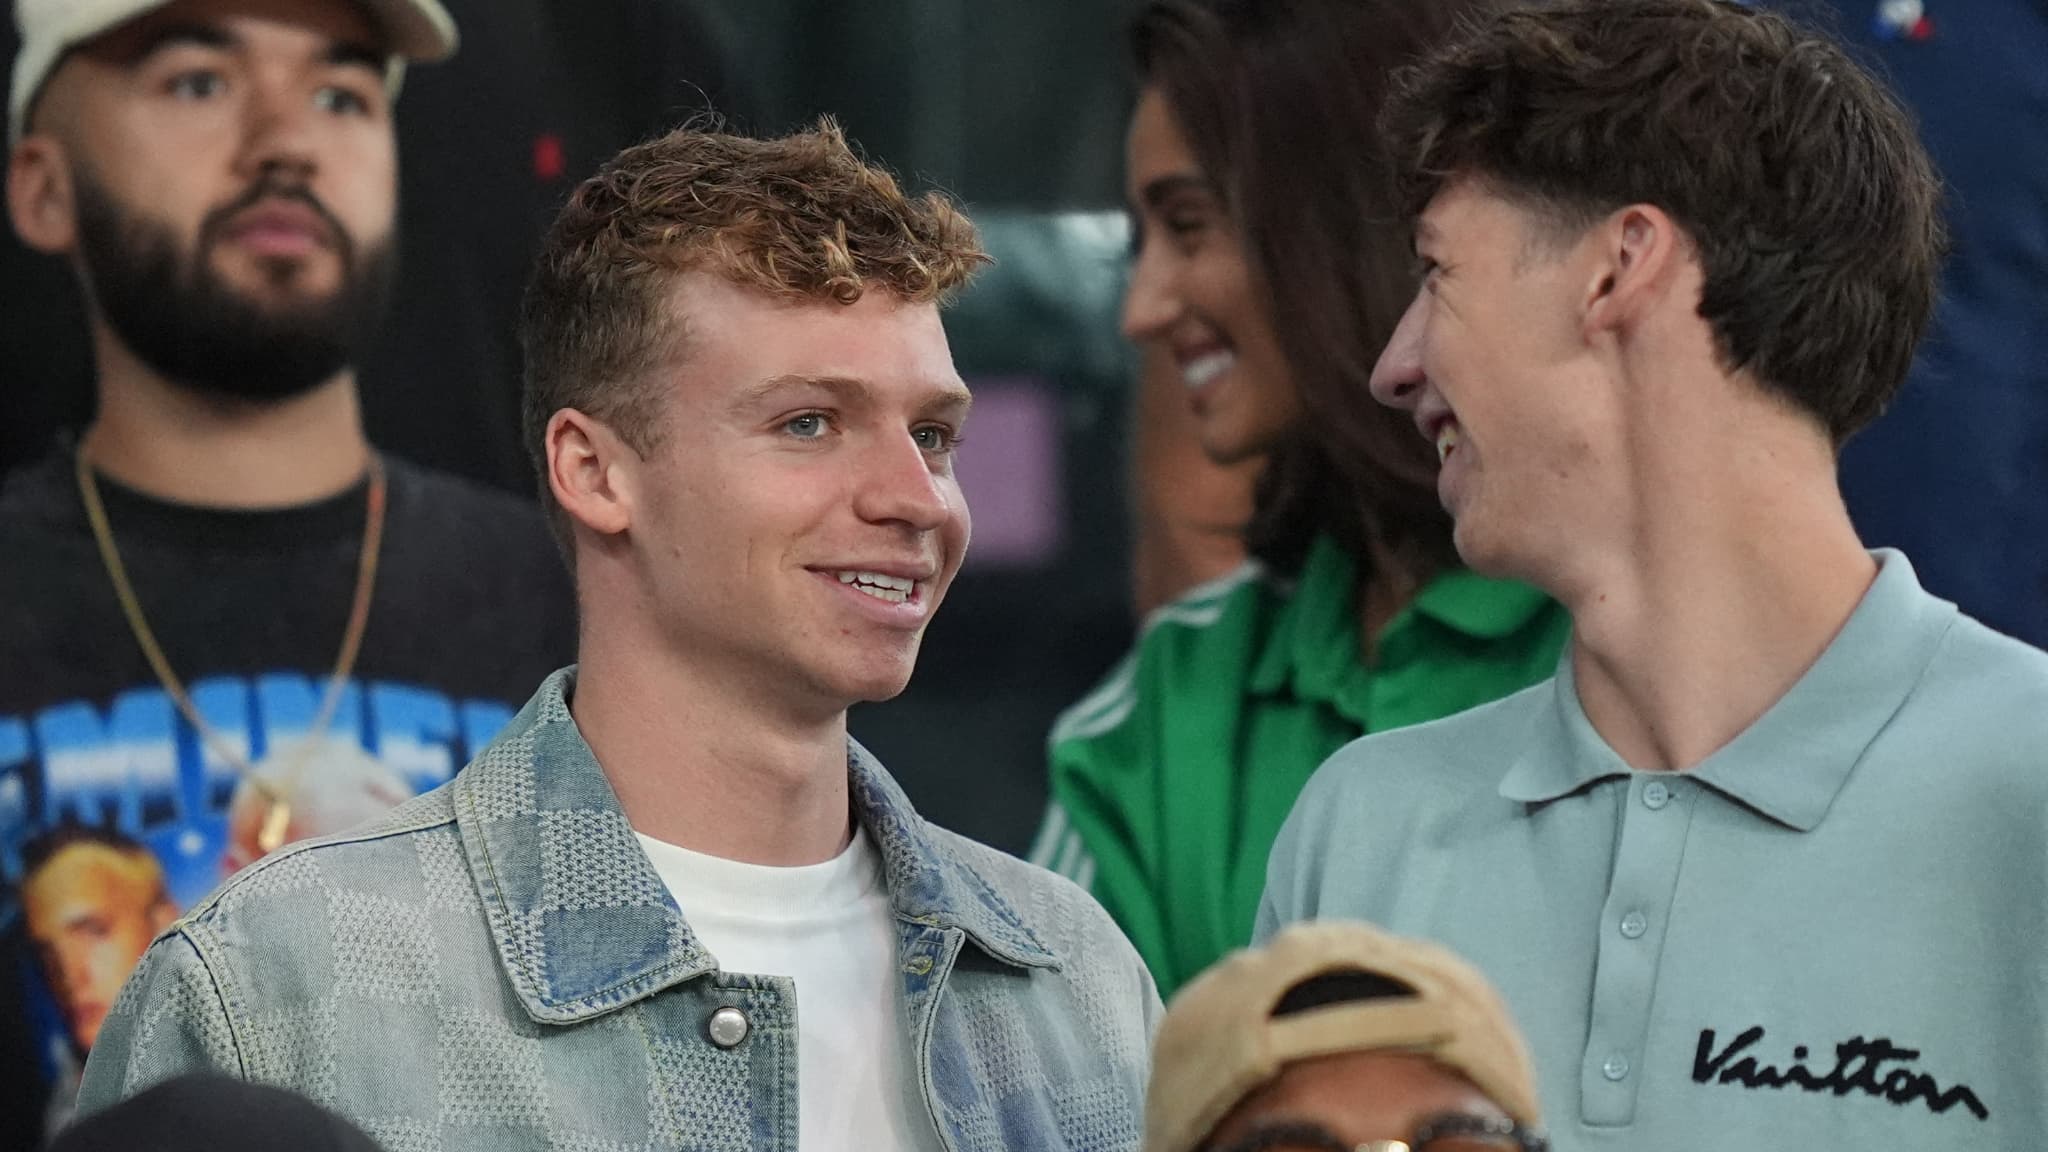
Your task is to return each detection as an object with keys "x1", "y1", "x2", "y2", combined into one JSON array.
[{"x1": 77, "y1": 670, "x2": 1162, "y2": 1150}]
